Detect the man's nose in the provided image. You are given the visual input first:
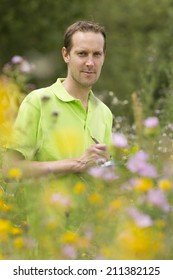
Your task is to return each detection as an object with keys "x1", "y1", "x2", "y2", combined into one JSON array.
[{"x1": 86, "y1": 56, "x2": 94, "y2": 66}]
